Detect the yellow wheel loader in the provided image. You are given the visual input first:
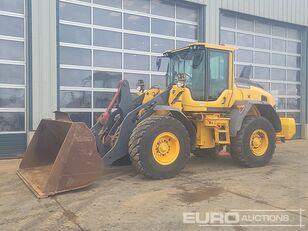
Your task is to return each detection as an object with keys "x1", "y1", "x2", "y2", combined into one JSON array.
[{"x1": 17, "y1": 43, "x2": 296, "y2": 198}]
